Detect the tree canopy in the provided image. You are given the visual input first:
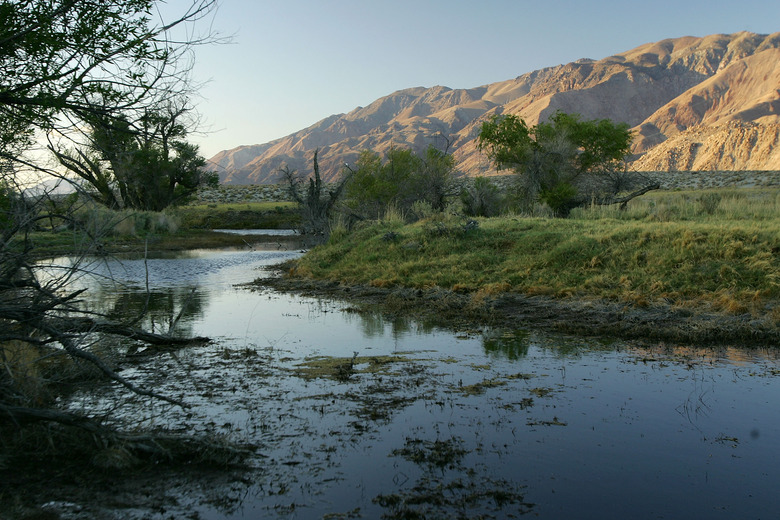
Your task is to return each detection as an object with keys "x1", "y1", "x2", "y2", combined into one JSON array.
[
  {"x1": 50, "y1": 104, "x2": 216, "y2": 210},
  {"x1": 345, "y1": 145, "x2": 456, "y2": 219},
  {"x1": 477, "y1": 112, "x2": 635, "y2": 215},
  {"x1": 0, "y1": 0, "x2": 216, "y2": 171}
]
